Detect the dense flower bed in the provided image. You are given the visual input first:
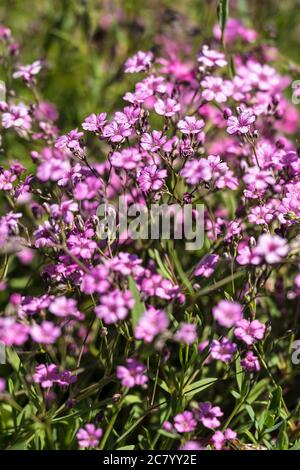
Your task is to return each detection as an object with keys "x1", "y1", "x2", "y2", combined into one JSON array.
[{"x1": 0, "y1": 13, "x2": 300, "y2": 450}]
